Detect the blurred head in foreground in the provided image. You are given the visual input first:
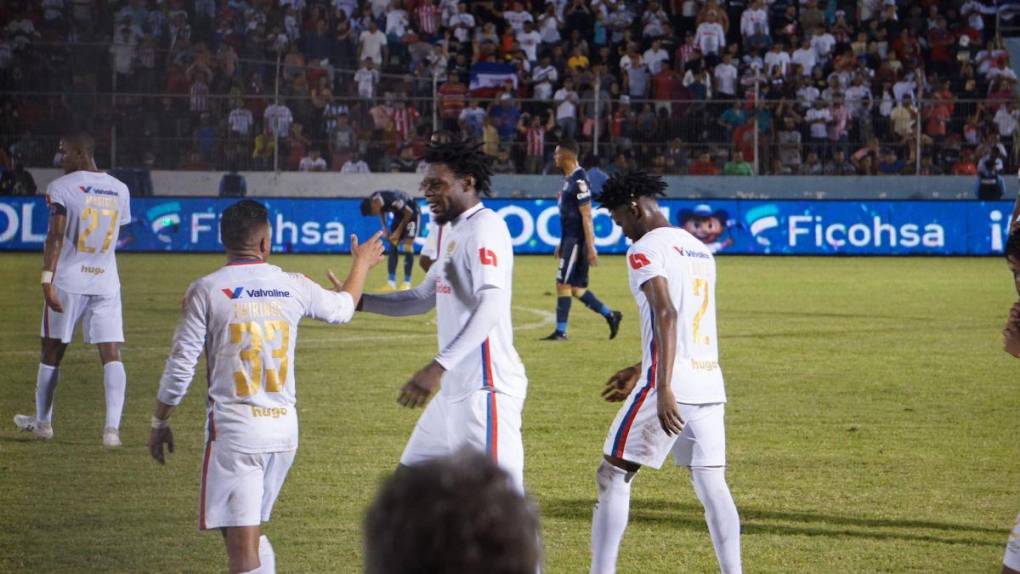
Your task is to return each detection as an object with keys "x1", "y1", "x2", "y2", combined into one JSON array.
[{"x1": 364, "y1": 449, "x2": 541, "y2": 574}]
